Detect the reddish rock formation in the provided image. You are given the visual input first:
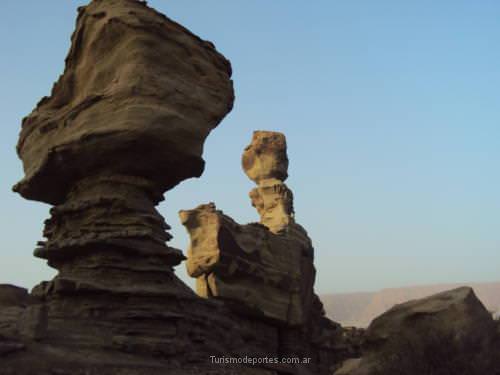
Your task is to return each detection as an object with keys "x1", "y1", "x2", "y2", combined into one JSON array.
[{"x1": 1, "y1": 1, "x2": 348, "y2": 374}]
